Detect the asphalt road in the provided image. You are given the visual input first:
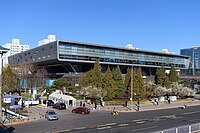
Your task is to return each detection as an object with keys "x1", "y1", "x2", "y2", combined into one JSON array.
[{"x1": 11, "y1": 105, "x2": 200, "y2": 133}]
